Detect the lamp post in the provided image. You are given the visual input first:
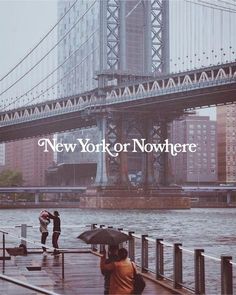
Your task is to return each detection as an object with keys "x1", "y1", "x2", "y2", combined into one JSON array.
[
  {"x1": 197, "y1": 167, "x2": 199, "y2": 189},
  {"x1": 197, "y1": 163, "x2": 201, "y2": 190}
]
